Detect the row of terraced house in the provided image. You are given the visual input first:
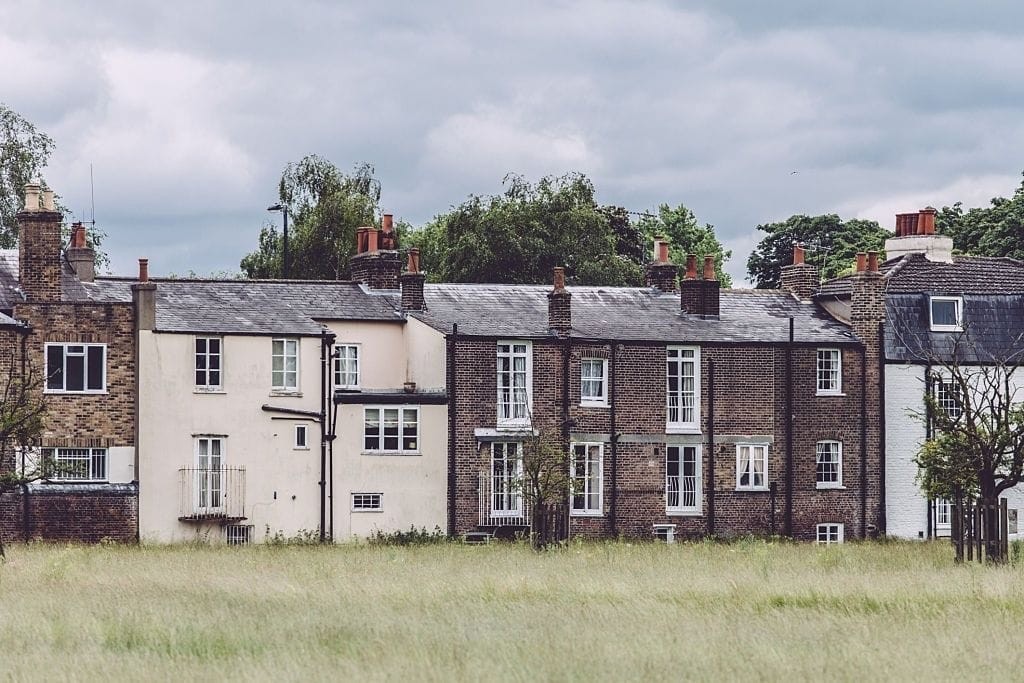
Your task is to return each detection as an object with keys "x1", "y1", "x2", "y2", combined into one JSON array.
[{"x1": 2, "y1": 182, "x2": 1023, "y2": 545}]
